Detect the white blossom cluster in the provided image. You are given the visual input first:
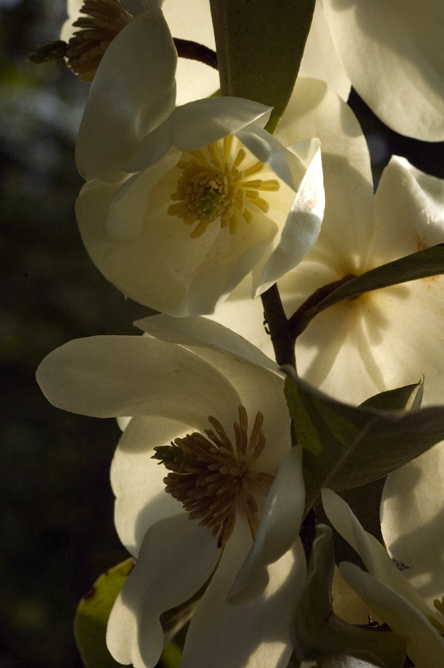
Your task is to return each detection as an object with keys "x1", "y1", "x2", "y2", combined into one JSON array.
[{"x1": 37, "y1": 2, "x2": 444, "y2": 668}]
